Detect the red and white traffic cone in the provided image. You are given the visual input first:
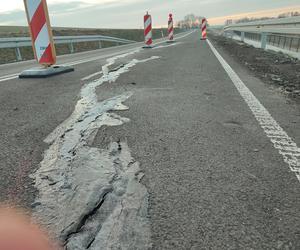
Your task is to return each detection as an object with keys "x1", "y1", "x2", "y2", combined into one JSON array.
[
  {"x1": 143, "y1": 12, "x2": 153, "y2": 48},
  {"x1": 20, "y1": 0, "x2": 73, "y2": 78},
  {"x1": 167, "y1": 13, "x2": 174, "y2": 43},
  {"x1": 201, "y1": 18, "x2": 207, "y2": 40}
]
